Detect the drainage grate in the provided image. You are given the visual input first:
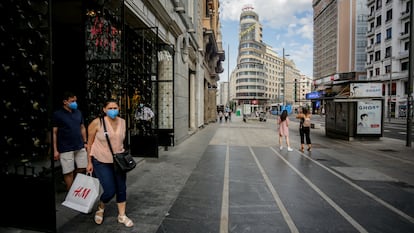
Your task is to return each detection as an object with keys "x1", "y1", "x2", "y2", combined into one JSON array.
[{"x1": 378, "y1": 149, "x2": 398, "y2": 152}]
